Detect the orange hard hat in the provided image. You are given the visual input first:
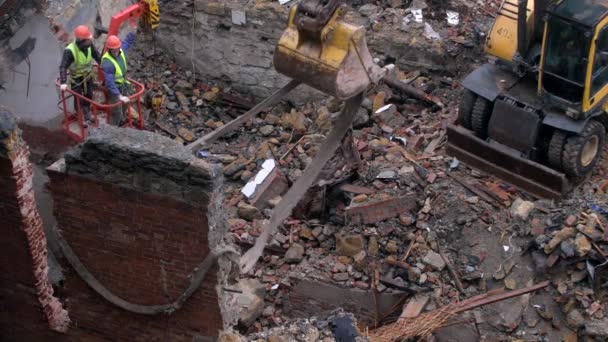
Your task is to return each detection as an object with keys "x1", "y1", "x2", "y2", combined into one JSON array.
[
  {"x1": 74, "y1": 25, "x2": 92, "y2": 40},
  {"x1": 106, "y1": 35, "x2": 121, "y2": 49}
]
